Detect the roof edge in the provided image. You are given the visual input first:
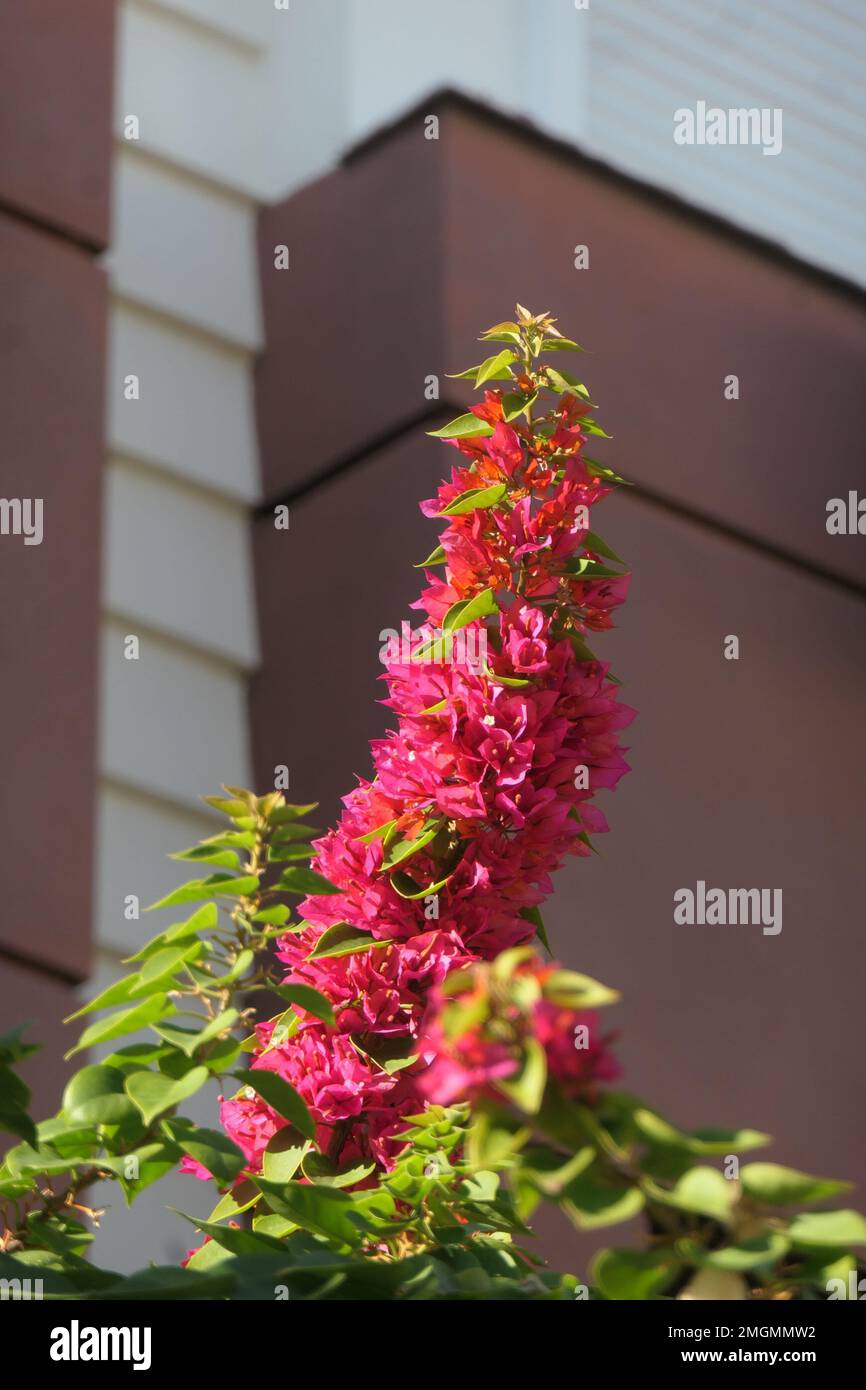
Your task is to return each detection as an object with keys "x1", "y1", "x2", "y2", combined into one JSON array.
[{"x1": 343, "y1": 87, "x2": 866, "y2": 308}]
